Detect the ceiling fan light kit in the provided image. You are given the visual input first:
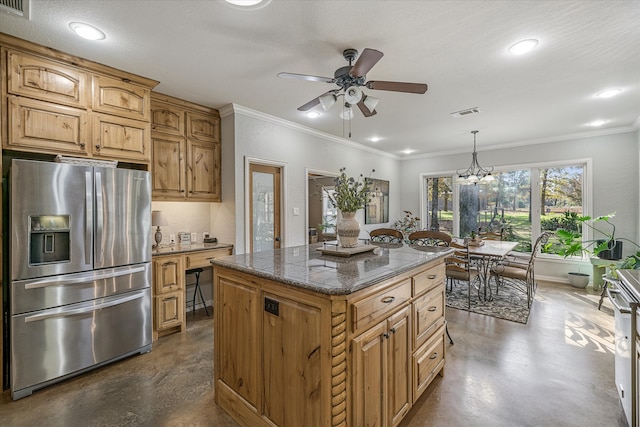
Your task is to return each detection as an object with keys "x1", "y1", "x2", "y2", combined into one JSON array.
[{"x1": 278, "y1": 47, "x2": 428, "y2": 127}]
